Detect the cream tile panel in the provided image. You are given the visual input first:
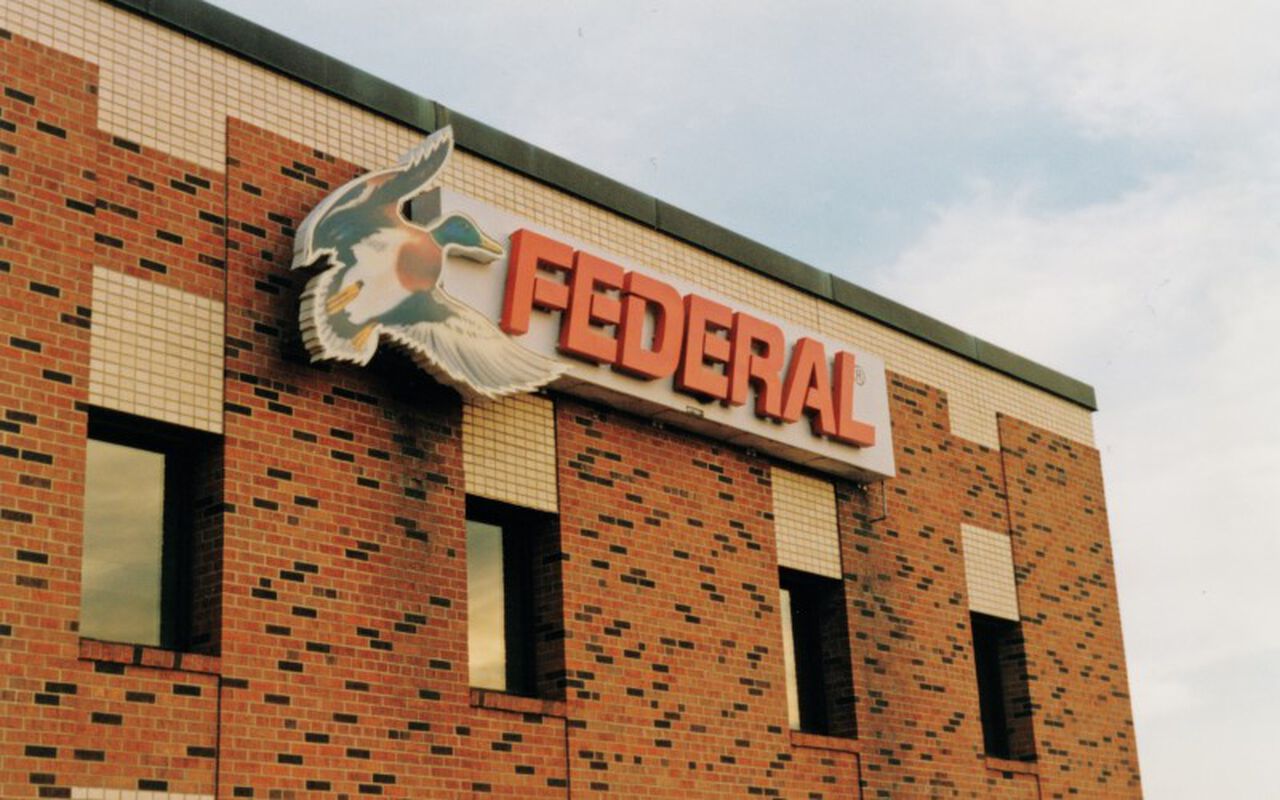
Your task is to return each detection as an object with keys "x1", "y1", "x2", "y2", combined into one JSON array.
[
  {"x1": 90, "y1": 267, "x2": 223, "y2": 433},
  {"x1": 1, "y1": 0, "x2": 419, "y2": 172},
  {"x1": 2, "y1": 0, "x2": 1094, "y2": 452},
  {"x1": 961, "y1": 524, "x2": 1020, "y2": 622},
  {"x1": 817, "y1": 304, "x2": 1094, "y2": 448},
  {"x1": 463, "y1": 394, "x2": 557, "y2": 513},
  {"x1": 71, "y1": 789, "x2": 213, "y2": 800},
  {"x1": 771, "y1": 466, "x2": 841, "y2": 579}
]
